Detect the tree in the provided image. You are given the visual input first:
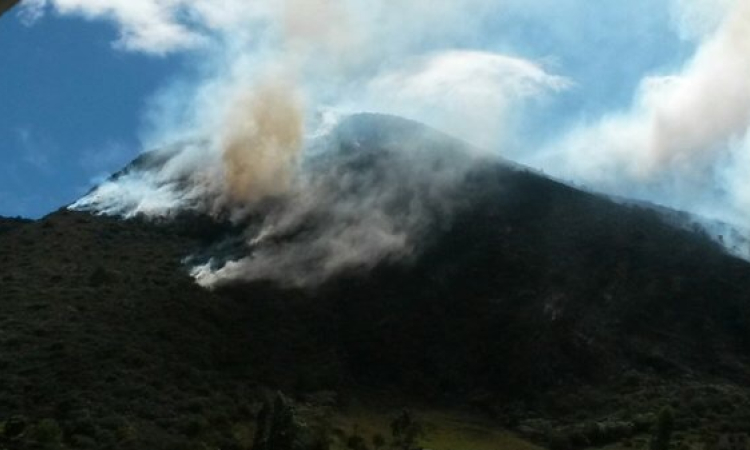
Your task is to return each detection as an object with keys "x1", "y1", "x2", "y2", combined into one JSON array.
[
  {"x1": 252, "y1": 392, "x2": 318, "y2": 450},
  {"x1": 372, "y1": 433, "x2": 386, "y2": 449},
  {"x1": 390, "y1": 410, "x2": 424, "y2": 450},
  {"x1": 650, "y1": 407, "x2": 674, "y2": 450}
]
